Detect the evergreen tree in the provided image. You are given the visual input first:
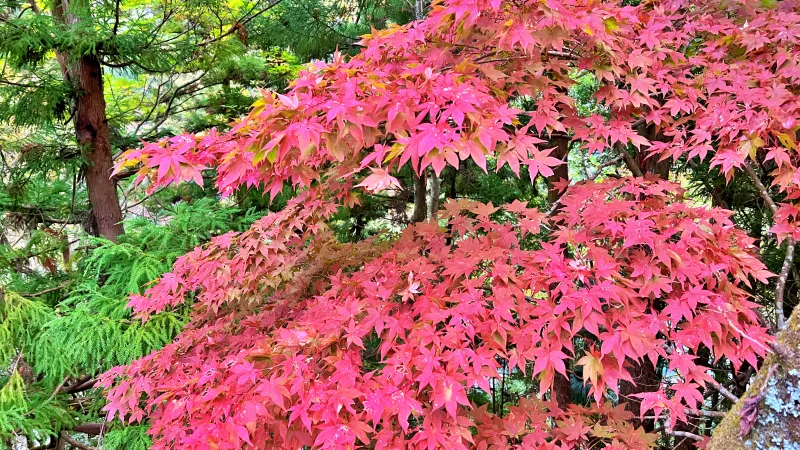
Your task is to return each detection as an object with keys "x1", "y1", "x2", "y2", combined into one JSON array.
[{"x1": 0, "y1": 0, "x2": 290, "y2": 239}]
